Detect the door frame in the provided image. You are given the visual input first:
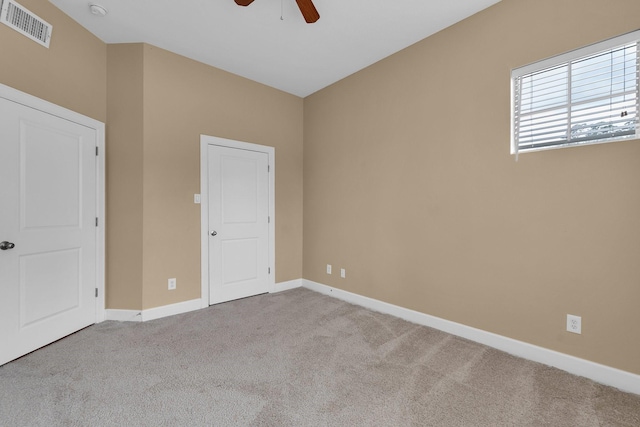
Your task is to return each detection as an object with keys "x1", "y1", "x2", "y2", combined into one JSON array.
[
  {"x1": 199, "y1": 135, "x2": 275, "y2": 307},
  {"x1": 0, "y1": 83, "x2": 106, "y2": 323}
]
